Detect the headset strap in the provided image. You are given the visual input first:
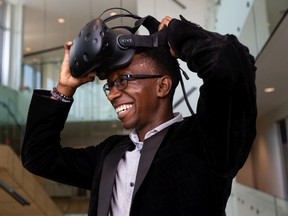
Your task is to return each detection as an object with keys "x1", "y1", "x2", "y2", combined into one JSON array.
[
  {"x1": 133, "y1": 15, "x2": 160, "y2": 34},
  {"x1": 118, "y1": 27, "x2": 167, "y2": 49}
]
